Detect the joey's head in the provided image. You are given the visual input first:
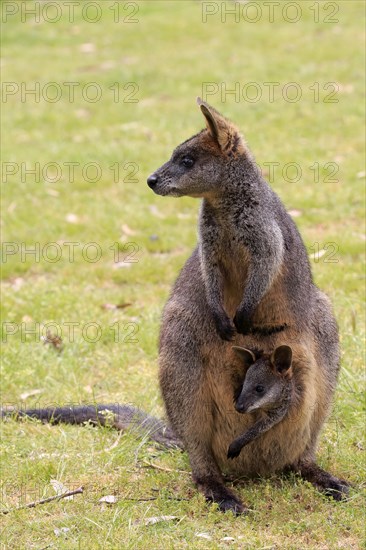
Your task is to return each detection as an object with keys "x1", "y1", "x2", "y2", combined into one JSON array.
[
  {"x1": 232, "y1": 346, "x2": 293, "y2": 414},
  {"x1": 147, "y1": 98, "x2": 246, "y2": 198}
]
